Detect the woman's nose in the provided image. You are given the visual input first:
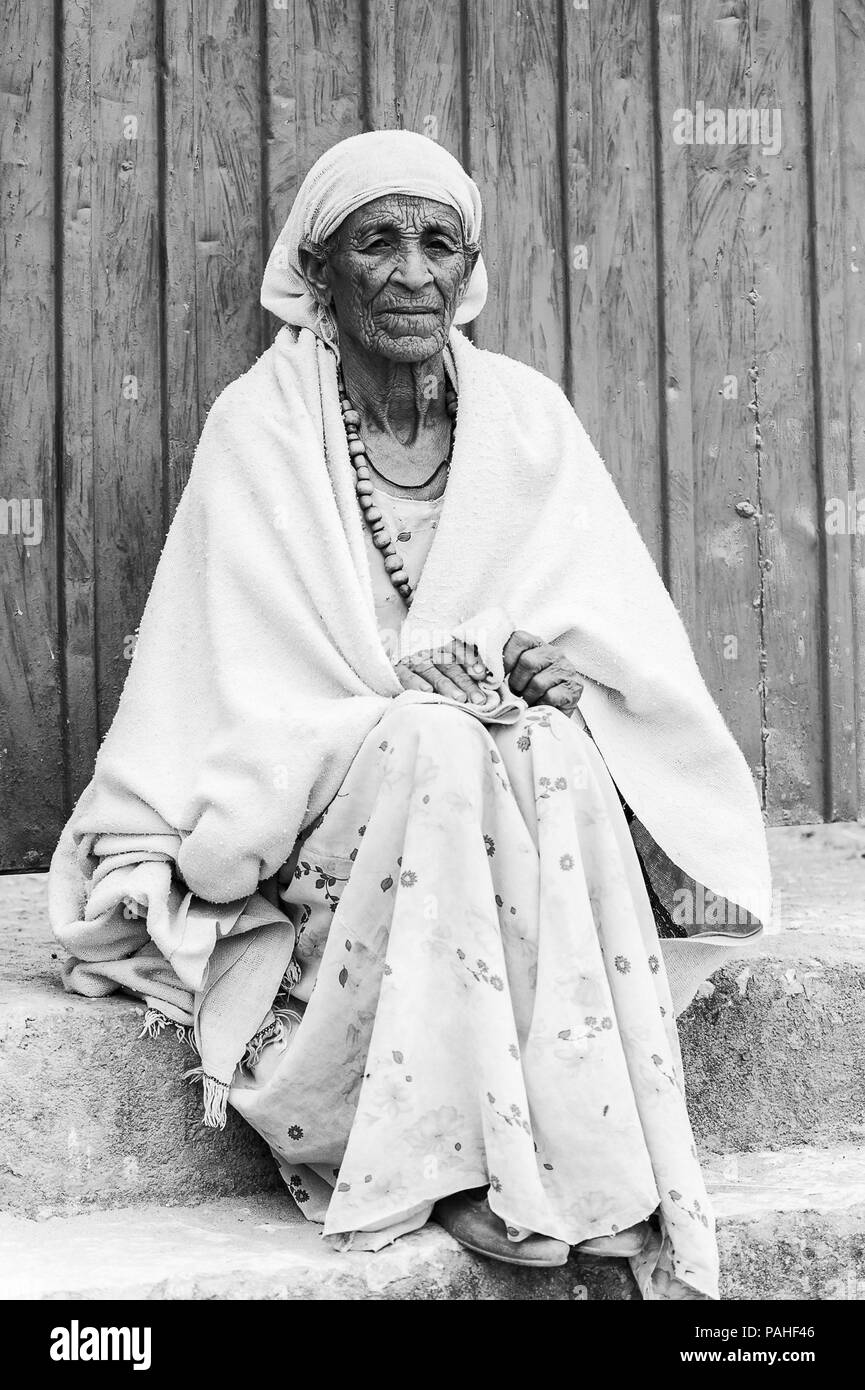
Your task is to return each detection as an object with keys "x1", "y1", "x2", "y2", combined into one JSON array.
[{"x1": 391, "y1": 247, "x2": 433, "y2": 290}]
